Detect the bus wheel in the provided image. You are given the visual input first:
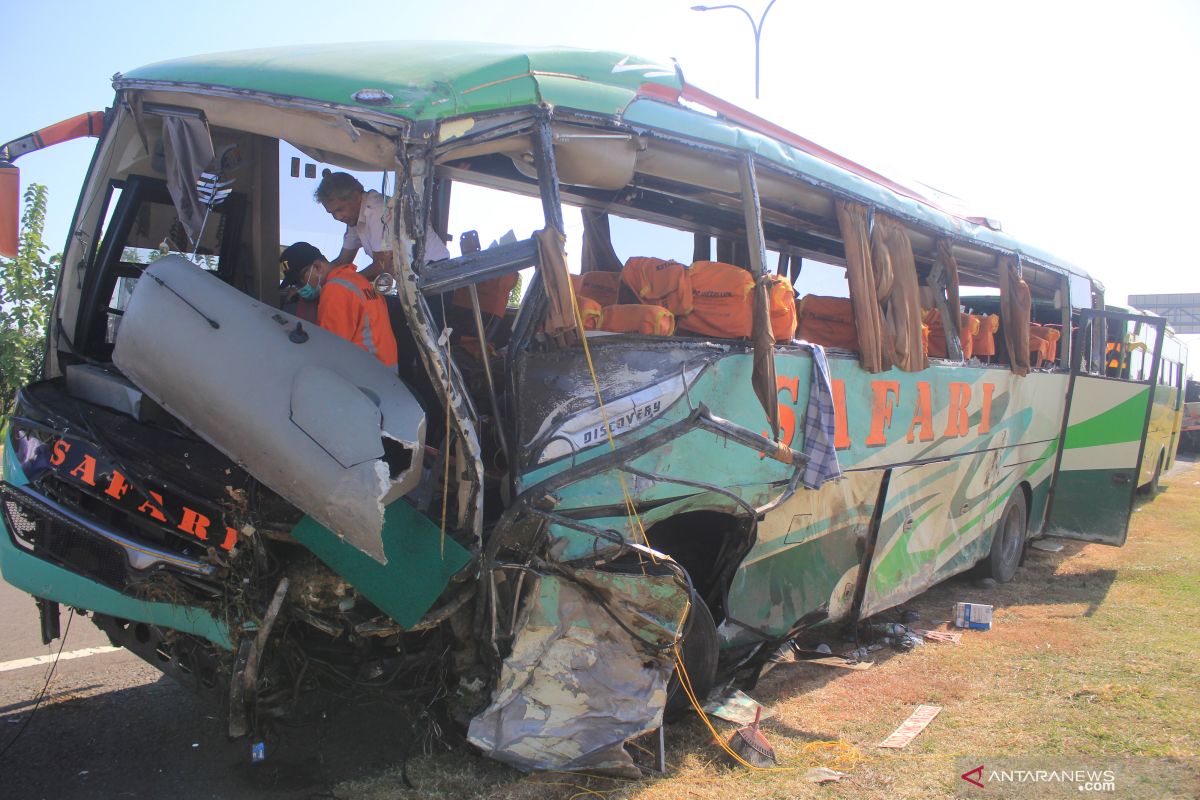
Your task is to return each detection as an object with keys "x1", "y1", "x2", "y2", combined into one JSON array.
[
  {"x1": 986, "y1": 492, "x2": 1027, "y2": 583},
  {"x1": 665, "y1": 591, "x2": 719, "y2": 717}
]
